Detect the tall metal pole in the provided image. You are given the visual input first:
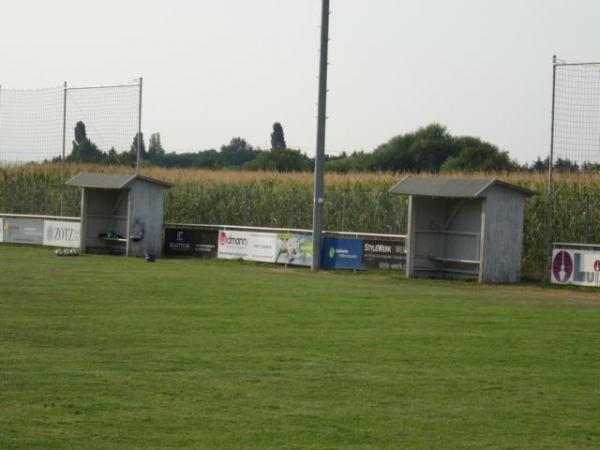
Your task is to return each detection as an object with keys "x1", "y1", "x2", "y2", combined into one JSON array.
[
  {"x1": 0, "y1": 84, "x2": 3, "y2": 164},
  {"x1": 311, "y1": 0, "x2": 330, "y2": 271},
  {"x1": 136, "y1": 77, "x2": 143, "y2": 174},
  {"x1": 60, "y1": 81, "x2": 67, "y2": 216},
  {"x1": 544, "y1": 55, "x2": 557, "y2": 281}
]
